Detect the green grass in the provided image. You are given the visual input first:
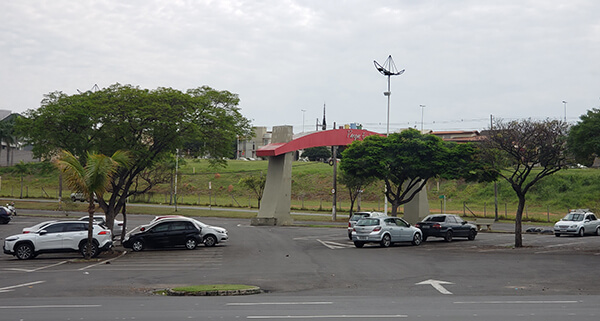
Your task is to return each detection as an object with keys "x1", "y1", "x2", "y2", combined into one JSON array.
[
  {"x1": 2, "y1": 159, "x2": 599, "y2": 224},
  {"x1": 171, "y1": 284, "x2": 257, "y2": 292}
]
